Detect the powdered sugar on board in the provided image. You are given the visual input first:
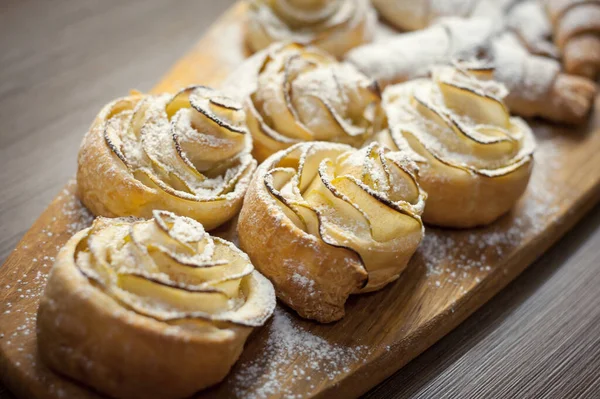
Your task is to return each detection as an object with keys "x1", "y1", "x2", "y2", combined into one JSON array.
[
  {"x1": 0, "y1": 117, "x2": 588, "y2": 399},
  {"x1": 230, "y1": 308, "x2": 369, "y2": 399},
  {"x1": 420, "y1": 125, "x2": 562, "y2": 290},
  {"x1": 2, "y1": 2, "x2": 600, "y2": 397},
  {"x1": 0, "y1": 179, "x2": 96, "y2": 399}
]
